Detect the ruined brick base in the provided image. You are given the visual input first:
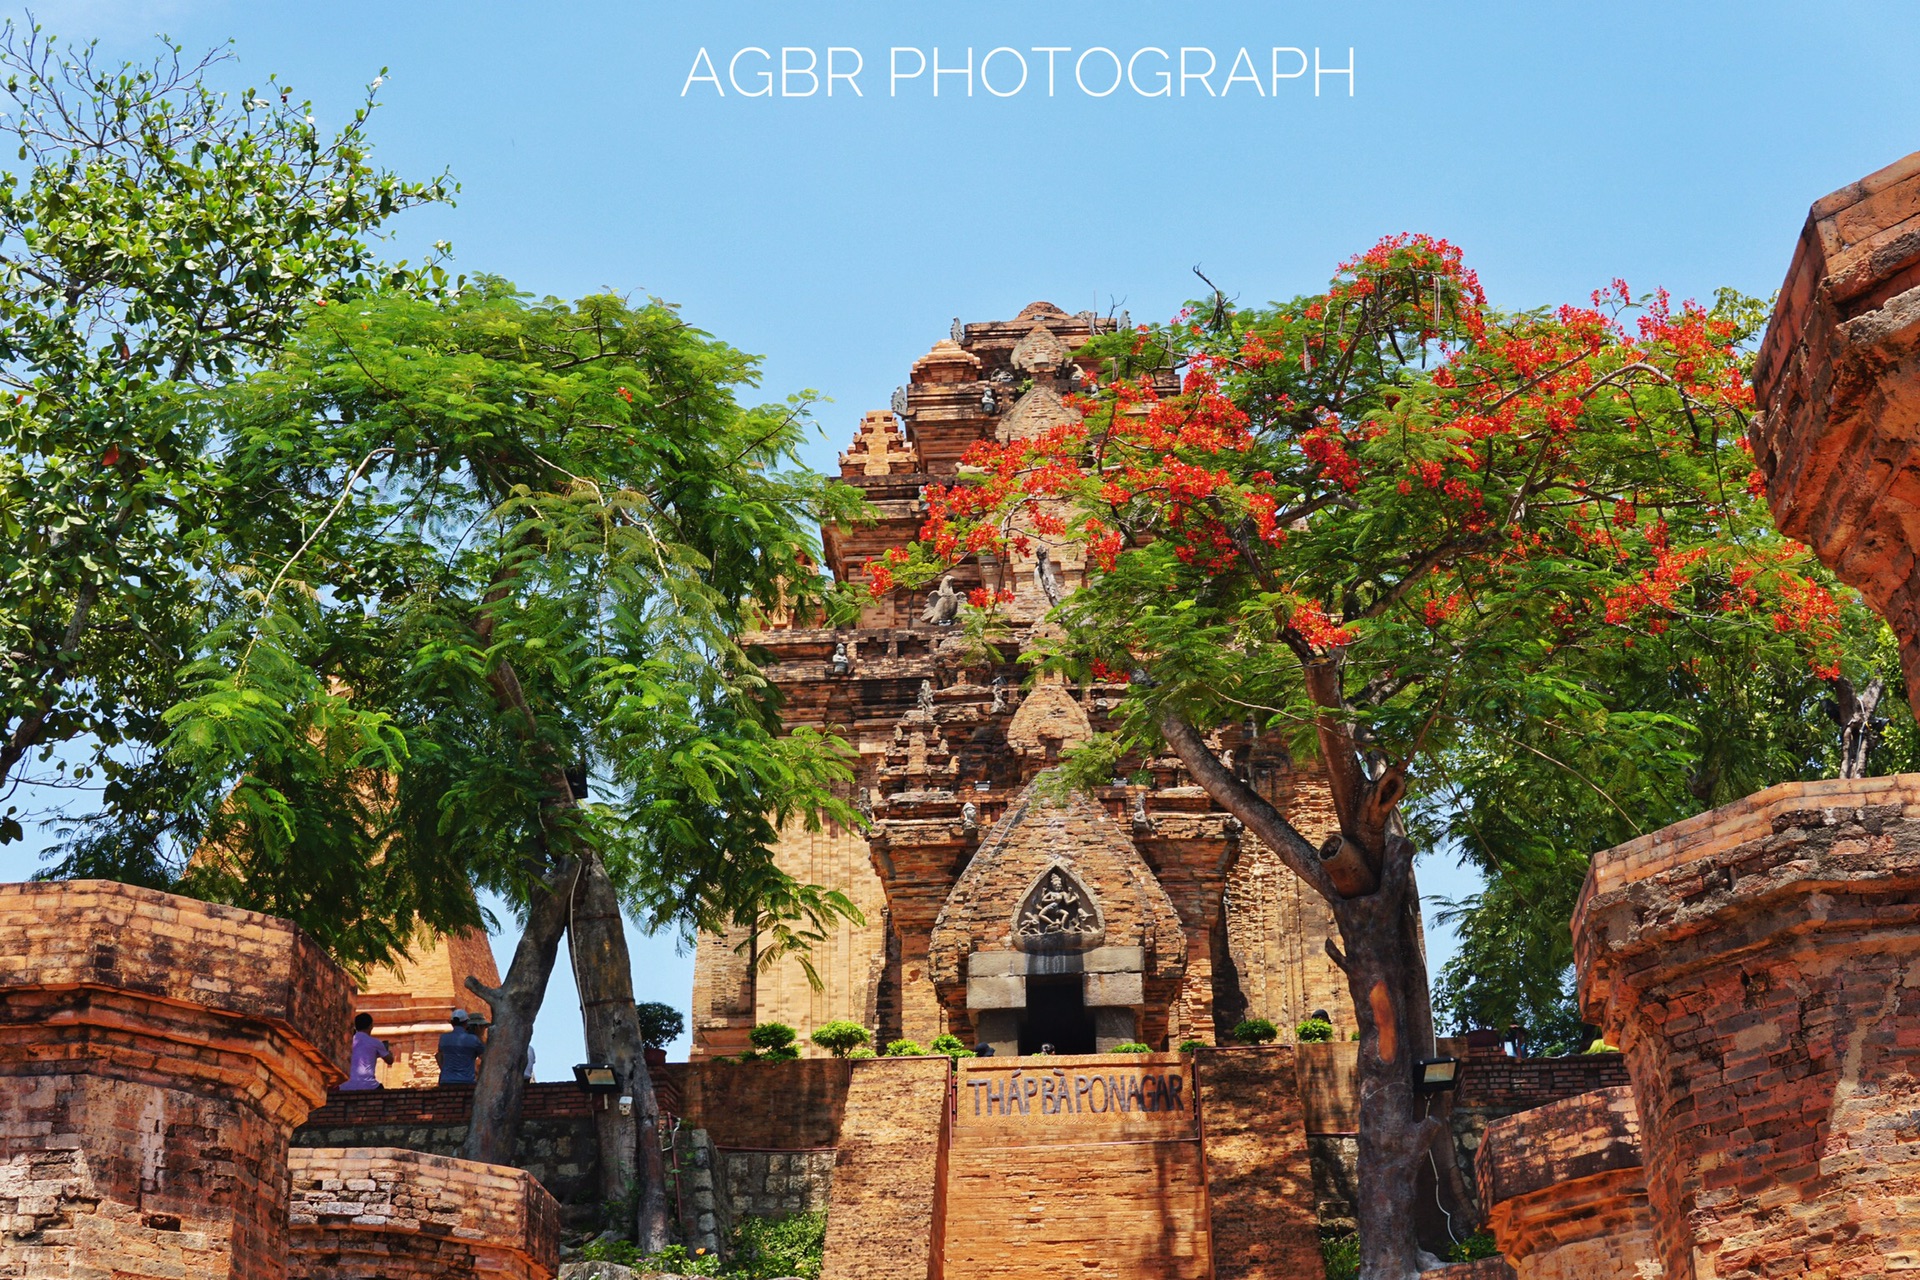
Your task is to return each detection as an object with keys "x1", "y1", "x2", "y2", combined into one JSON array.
[
  {"x1": 1576, "y1": 776, "x2": 1920, "y2": 1278},
  {"x1": 286, "y1": 1147, "x2": 558, "y2": 1279}
]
